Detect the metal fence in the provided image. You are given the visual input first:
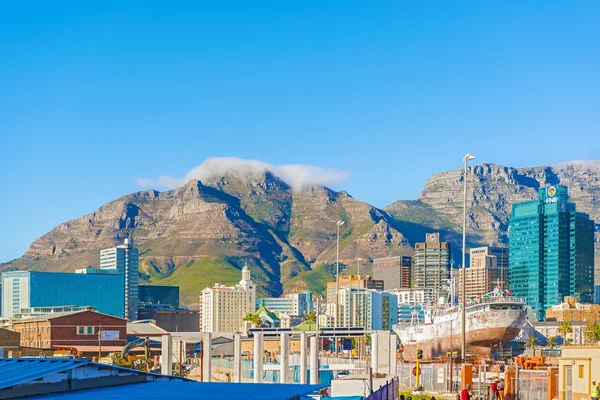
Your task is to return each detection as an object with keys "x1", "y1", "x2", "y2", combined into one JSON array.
[
  {"x1": 513, "y1": 369, "x2": 549, "y2": 400},
  {"x1": 398, "y1": 362, "x2": 459, "y2": 392},
  {"x1": 367, "y1": 377, "x2": 399, "y2": 400}
]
